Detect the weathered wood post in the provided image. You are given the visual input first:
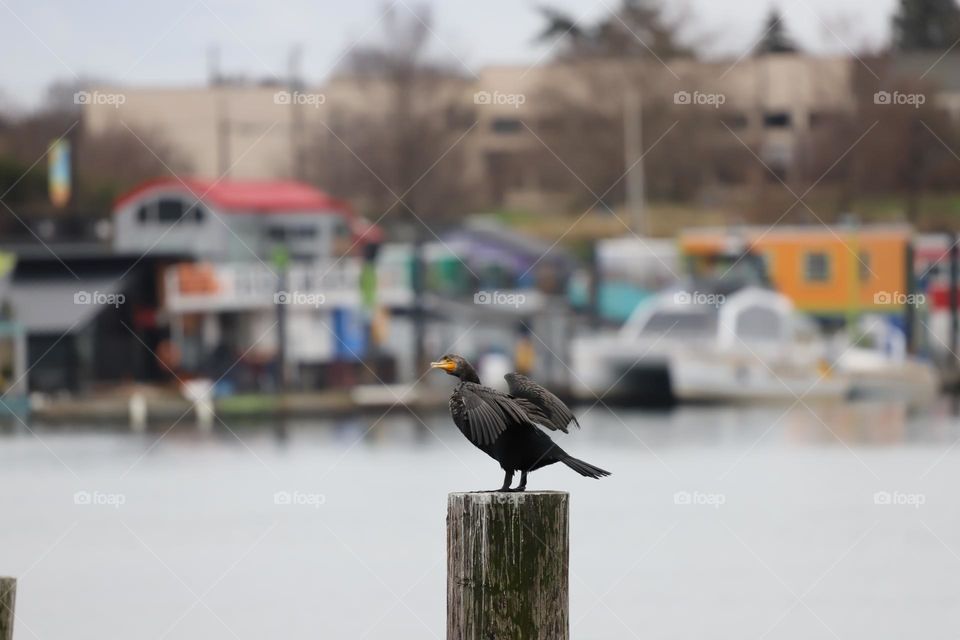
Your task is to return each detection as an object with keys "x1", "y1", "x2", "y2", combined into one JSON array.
[
  {"x1": 0, "y1": 577, "x2": 15, "y2": 640},
  {"x1": 447, "y1": 492, "x2": 569, "y2": 639}
]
